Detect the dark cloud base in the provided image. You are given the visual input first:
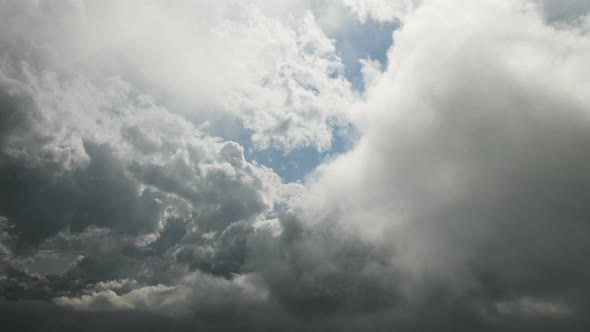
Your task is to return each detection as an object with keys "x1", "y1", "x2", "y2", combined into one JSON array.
[{"x1": 2, "y1": 299, "x2": 590, "y2": 332}]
